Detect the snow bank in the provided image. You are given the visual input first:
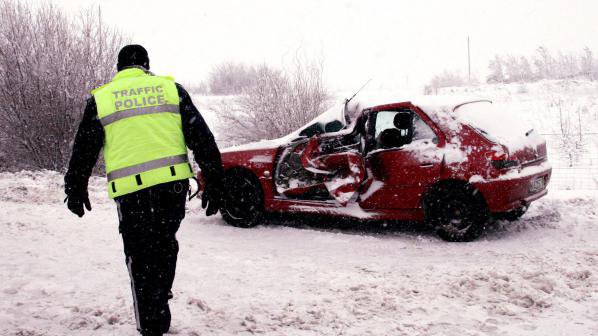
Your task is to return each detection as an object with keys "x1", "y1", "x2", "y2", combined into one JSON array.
[{"x1": 0, "y1": 170, "x2": 107, "y2": 204}]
